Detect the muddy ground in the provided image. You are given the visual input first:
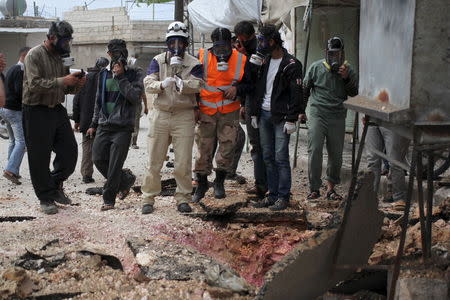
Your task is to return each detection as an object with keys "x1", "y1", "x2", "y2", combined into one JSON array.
[{"x1": 0, "y1": 118, "x2": 448, "y2": 299}]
